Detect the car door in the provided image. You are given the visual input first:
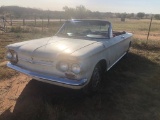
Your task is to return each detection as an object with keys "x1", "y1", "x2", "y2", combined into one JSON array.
[{"x1": 102, "y1": 35, "x2": 128, "y2": 70}]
